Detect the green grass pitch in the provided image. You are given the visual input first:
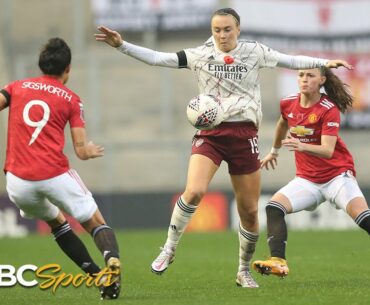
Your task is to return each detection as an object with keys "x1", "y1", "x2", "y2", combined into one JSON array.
[{"x1": 1, "y1": 230, "x2": 370, "y2": 305}]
